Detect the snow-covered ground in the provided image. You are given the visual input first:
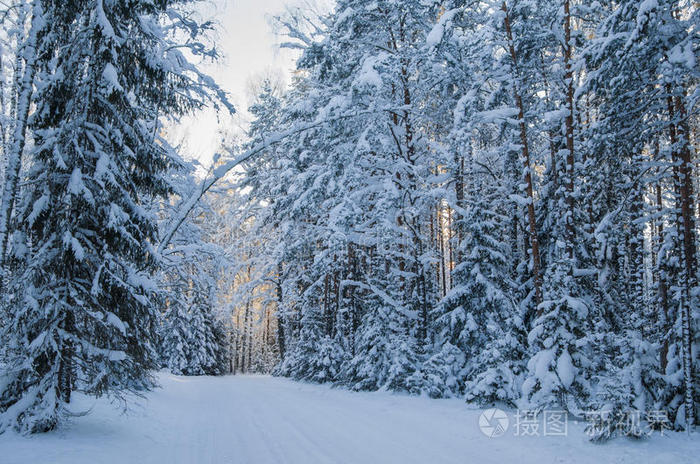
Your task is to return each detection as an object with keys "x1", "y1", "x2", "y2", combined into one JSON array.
[{"x1": 0, "y1": 372, "x2": 696, "y2": 464}]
